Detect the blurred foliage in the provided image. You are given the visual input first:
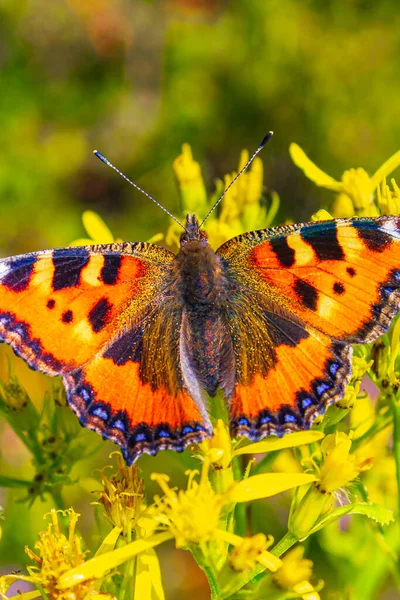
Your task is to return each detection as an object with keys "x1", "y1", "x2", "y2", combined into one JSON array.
[
  {"x1": 1, "y1": 1, "x2": 400, "y2": 599},
  {"x1": 1, "y1": 0, "x2": 400, "y2": 254}
]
